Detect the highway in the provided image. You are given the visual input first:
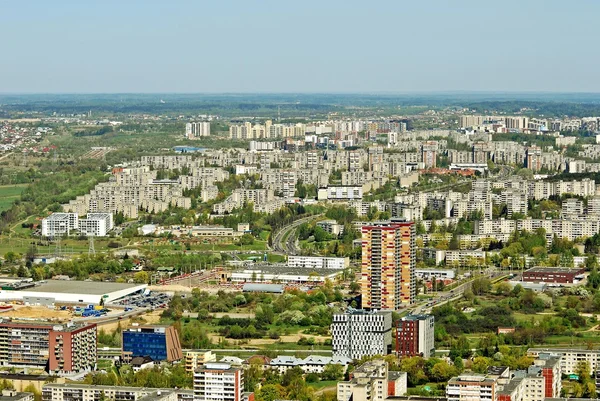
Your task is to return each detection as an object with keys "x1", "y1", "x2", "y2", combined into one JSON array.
[{"x1": 271, "y1": 214, "x2": 323, "y2": 255}]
